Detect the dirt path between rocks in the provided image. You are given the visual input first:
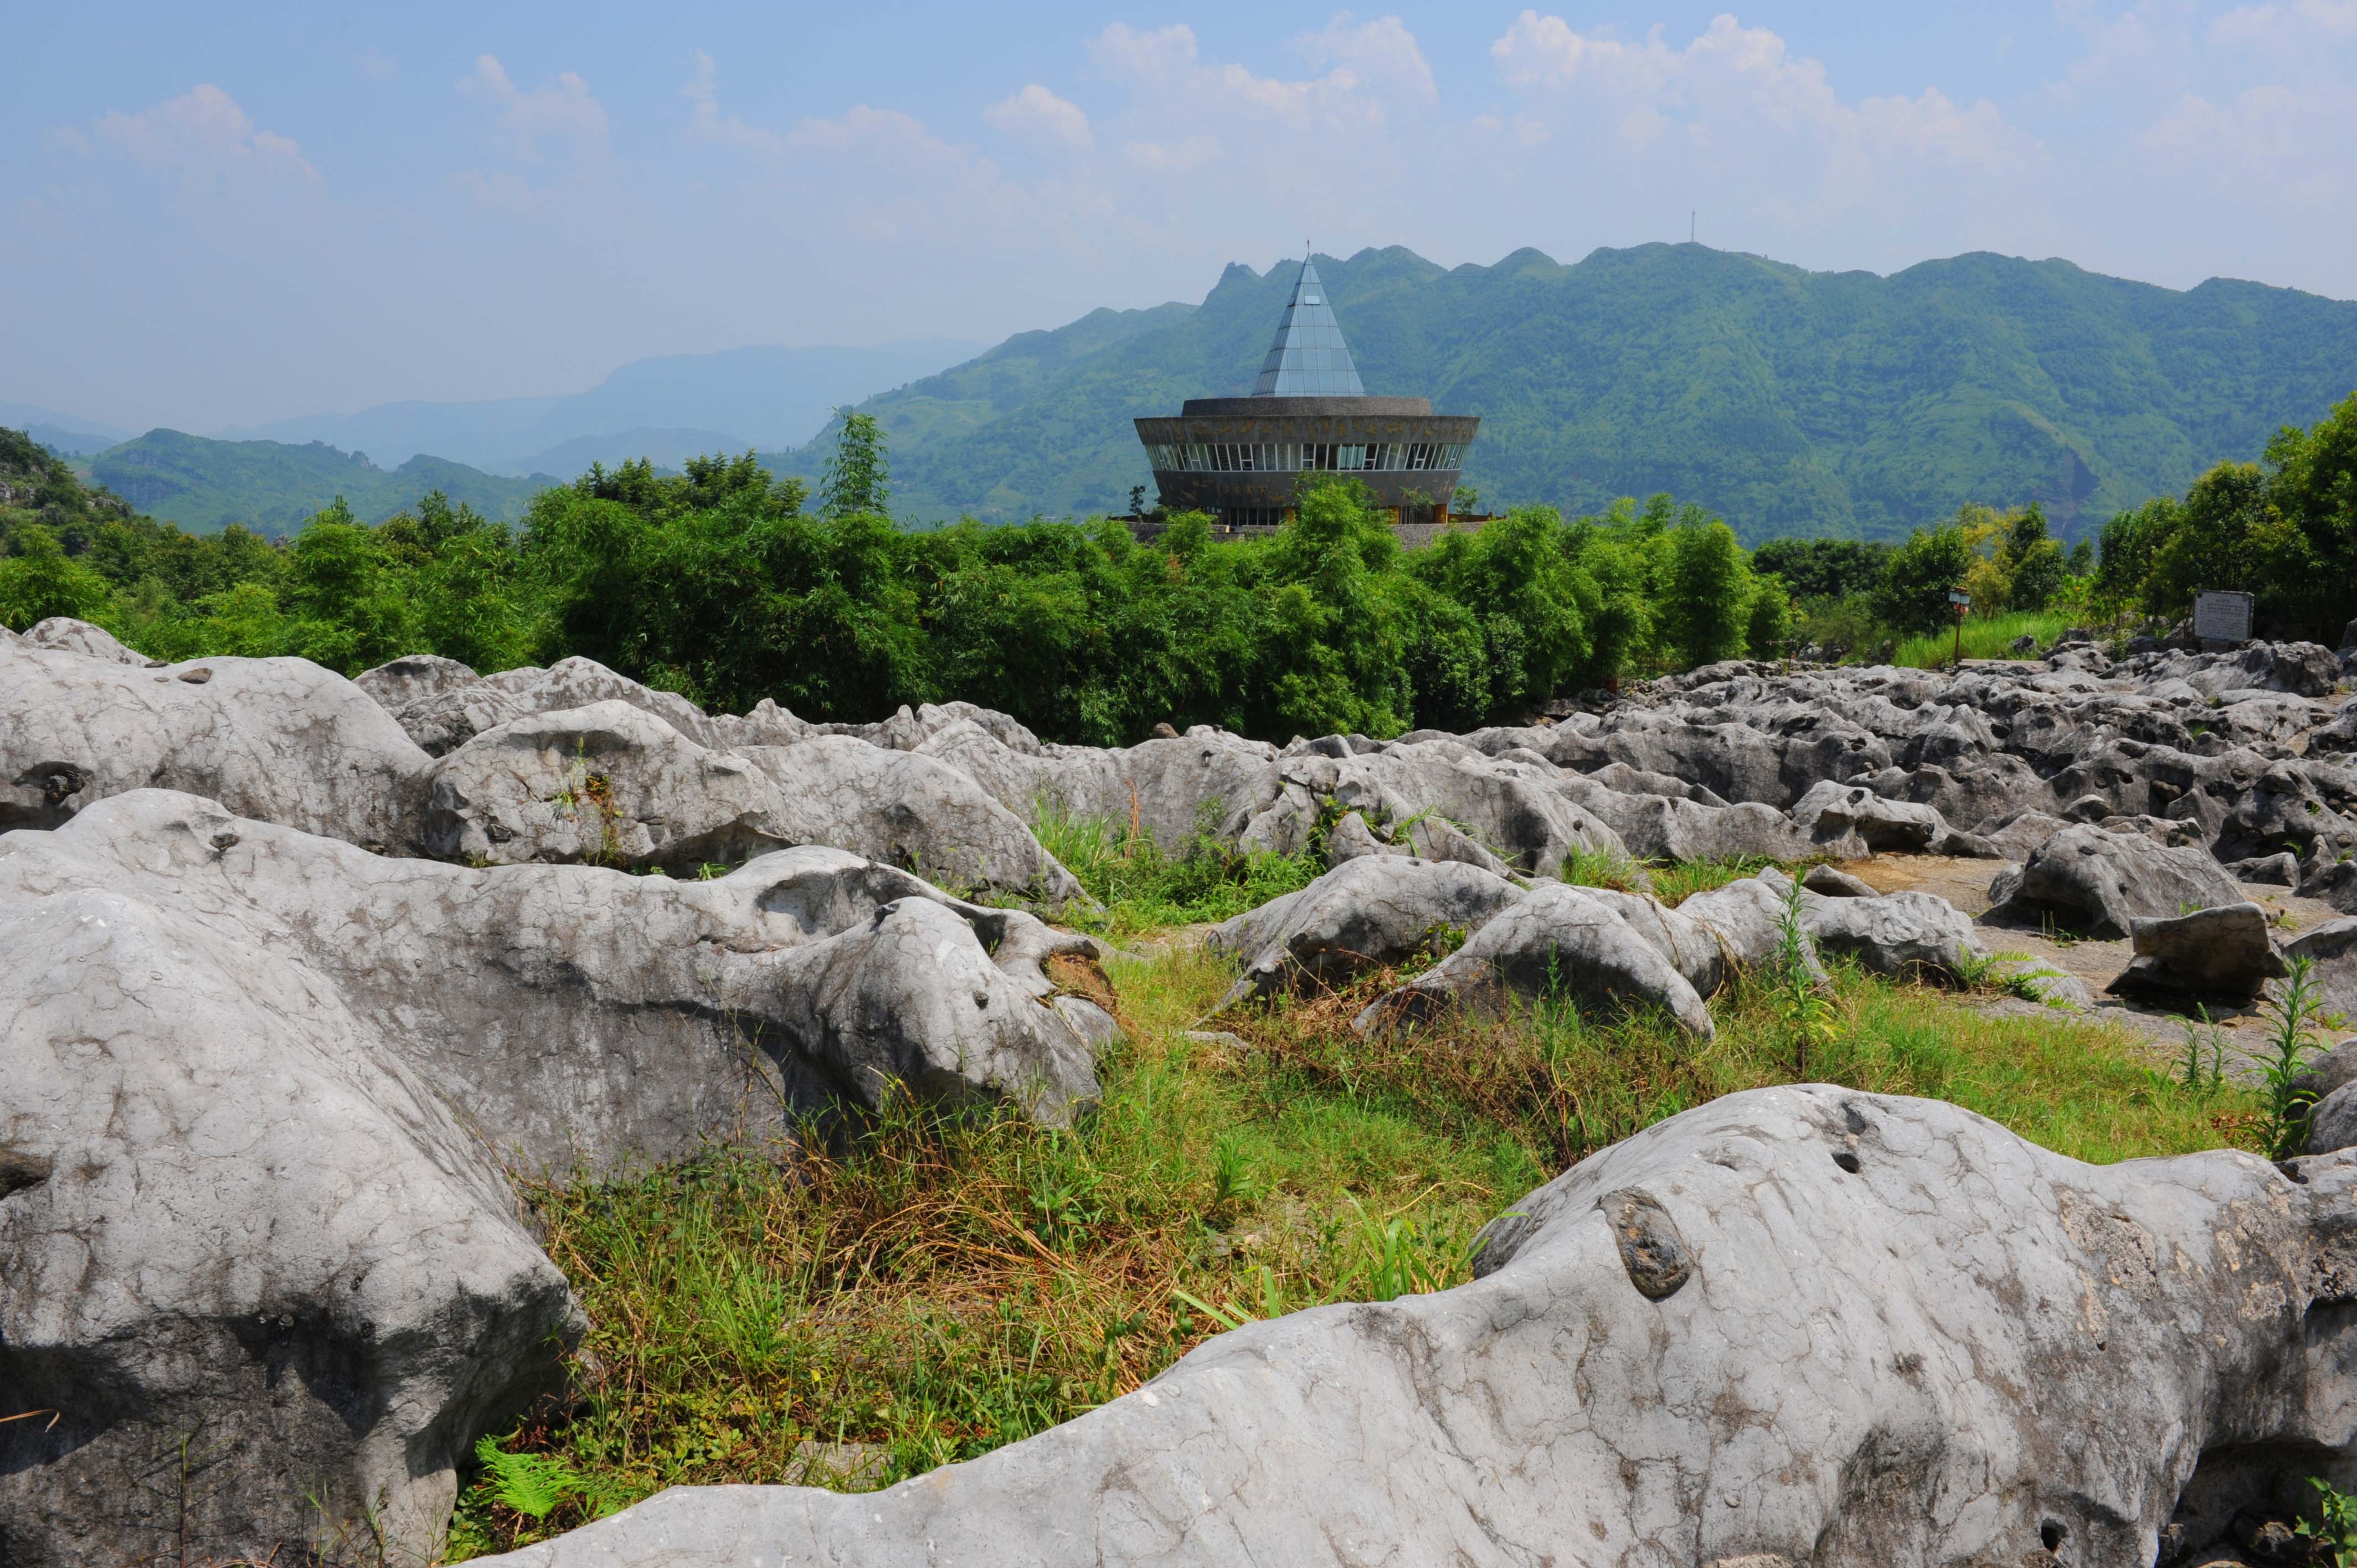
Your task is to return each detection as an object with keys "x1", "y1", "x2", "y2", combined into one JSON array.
[{"x1": 1839, "y1": 854, "x2": 2350, "y2": 1082}]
